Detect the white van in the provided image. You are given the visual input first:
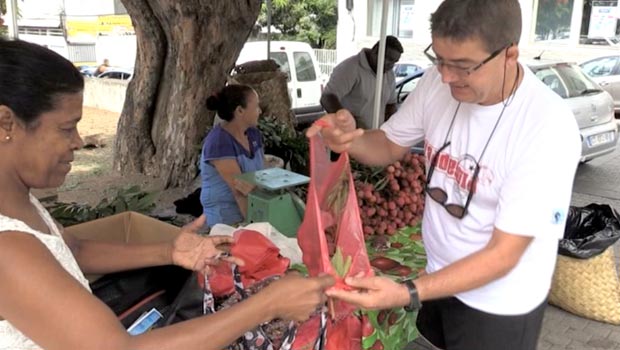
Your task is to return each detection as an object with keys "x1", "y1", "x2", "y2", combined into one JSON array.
[{"x1": 236, "y1": 40, "x2": 325, "y2": 124}]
